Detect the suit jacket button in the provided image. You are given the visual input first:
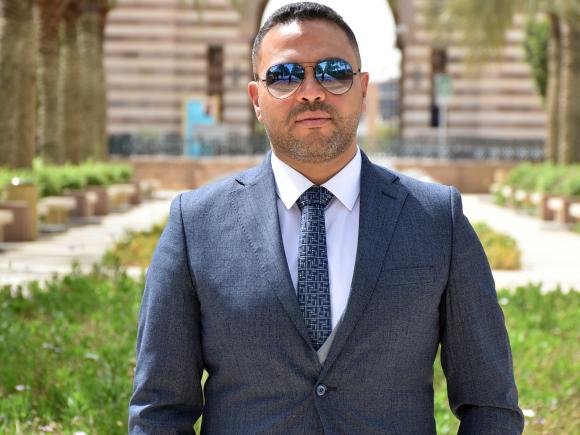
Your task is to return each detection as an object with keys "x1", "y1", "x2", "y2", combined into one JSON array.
[{"x1": 316, "y1": 384, "x2": 327, "y2": 397}]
